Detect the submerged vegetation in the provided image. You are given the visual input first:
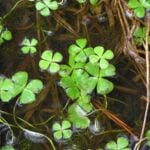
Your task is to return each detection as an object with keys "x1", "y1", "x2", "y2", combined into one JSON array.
[{"x1": 0, "y1": 0, "x2": 150, "y2": 149}]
